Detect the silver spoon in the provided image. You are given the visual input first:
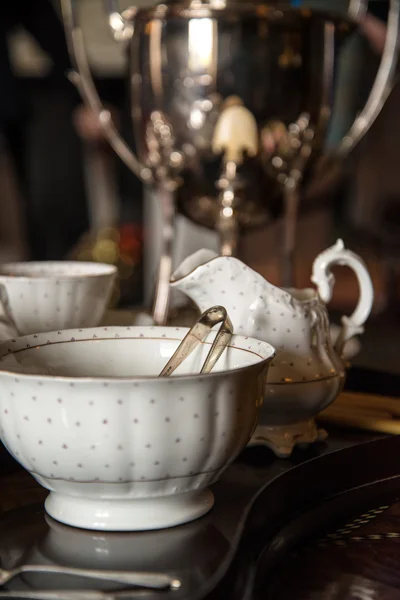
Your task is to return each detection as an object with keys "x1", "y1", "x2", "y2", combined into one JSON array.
[
  {"x1": 159, "y1": 306, "x2": 233, "y2": 377},
  {"x1": 0, "y1": 593, "x2": 114, "y2": 600},
  {"x1": 0, "y1": 589, "x2": 153, "y2": 599},
  {"x1": 0, "y1": 566, "x2": 180, "y2": 591}
]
